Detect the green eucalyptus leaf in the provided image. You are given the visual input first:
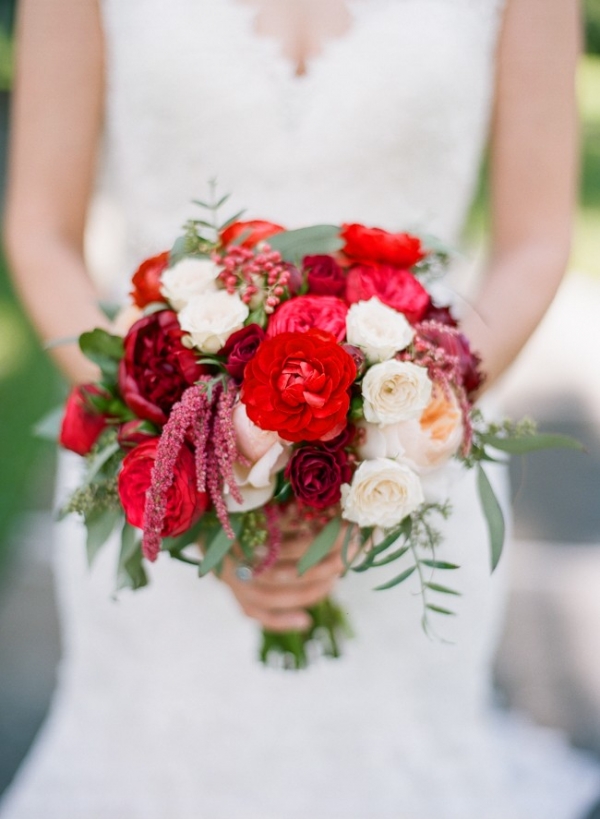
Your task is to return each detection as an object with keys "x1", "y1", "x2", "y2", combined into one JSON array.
[
  {"x1": 426, "y1": 603, "x2": 456, "y2": 616},
  {"x1": 198, "y1": 517, "x2": 244, "y2": 577},
  {"x1": 83, "y1": 440, "x2": 121, "y2": 486},
  {"x1": 481, "y1": 432, "x2": 584, "y2": 455},
  {"x1": 341, "y1": 523, "x2": 357, "y2": 570},
  {"x1": 79, "y1": 329, "x2": 124, "y2": 378},
  {"x1": 117, "y1": 522, "x2": 148, "y2": 591},
  {"x1": 267, "y1": 225, "x2": 343, "y2": 264},
  {"x1": 420, "y1": 559, "x2": 460, "y2": 570},
  {"x1": 297, "y1": 517, "x2": 342, "y2": 576},
  {"x1": 85, "y1": 507, "x2": 121, "y2": 566},
  {"x1": 477, "y1": 463, "x2": 505, "y2": 572},
  {"x1": 373, "y1": 564, "x2": 416, "y2": 591},
  {"x1": 425, "y1": 582, "x2": 461, "y2": 596},
  {"x1": 370, "y1": 544, "x2": 410, "y2": 568},
  {"x1": 169, "y1": 235, "x2": 188, "y2": 266}
]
